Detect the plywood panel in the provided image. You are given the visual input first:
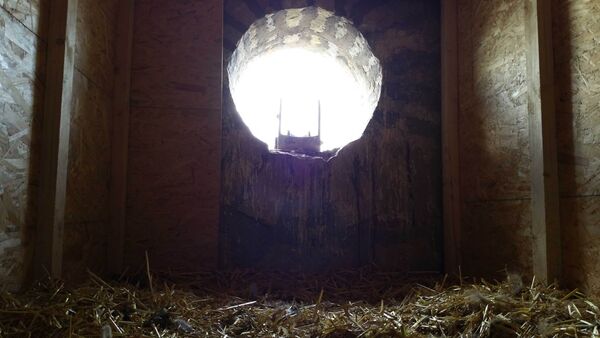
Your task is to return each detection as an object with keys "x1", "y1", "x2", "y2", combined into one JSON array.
[
  {"x1": 456, "y1": 0, "x2": 533, "y2": 278},
  {"x1": 553, "y1": 0, "x2": 600, "y2": 198},
  {"x1": 553, "y1": 0, "x2": 600, "y2": 296},
  {"x1": 458, "y1": 0, "x2": 530, "y2": 202},
  {"x1": 126, "y1": 0, "x2": 223, "y2": 272},
  {"x1": 0, "y1": 1, "x2": 46, "y2": 289},
  {"x1": 131, "y1": 0, "x2": 222, "y2": 110},
  {"x1": 461, "y1": 200, "x2": 533, "y2": 279},
  {"x1": 0, "y1": 0, "x2": 46, "y2": 37},
  {"x1": 1, "y1": 0, "x2": 118, "y2": 284},
  {"x1": 126, "y1": 107, "x2": 221, "y2": 272},
  {"x1": 561, "y1": 196, "x2": 600, "y2": 297}
]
